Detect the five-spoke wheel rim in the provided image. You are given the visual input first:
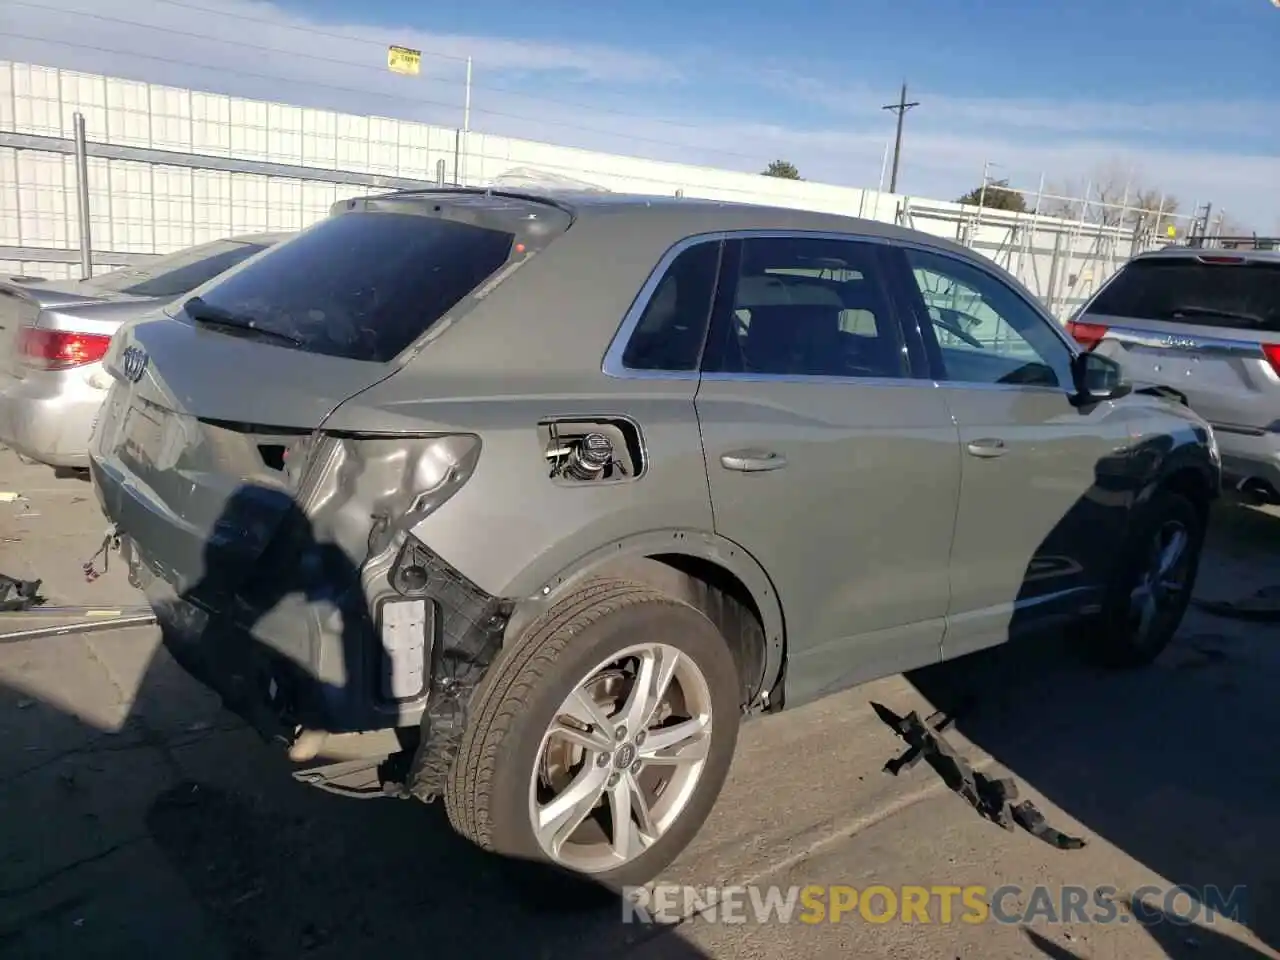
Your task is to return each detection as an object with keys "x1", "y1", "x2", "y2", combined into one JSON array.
[
  {"x1": 528, "y1": 642, "x2": 714, "y2": 874},
  {"x1": 1128, "y1": 519, "x2": 1192, "y2": 649}
]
